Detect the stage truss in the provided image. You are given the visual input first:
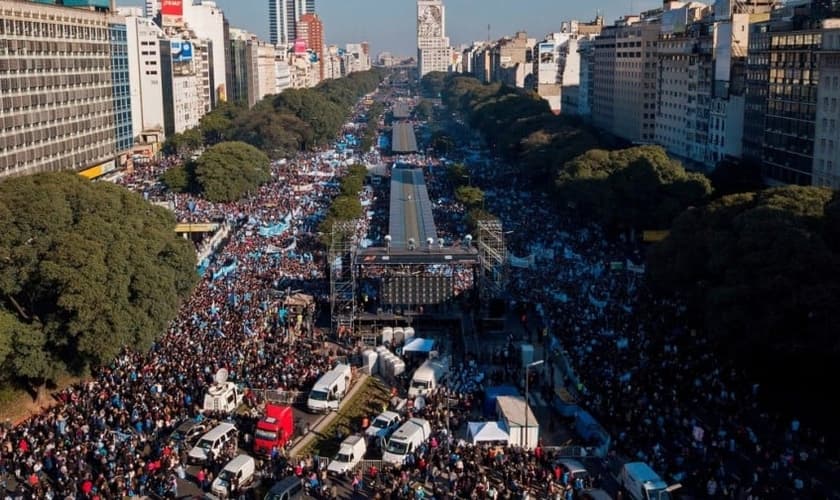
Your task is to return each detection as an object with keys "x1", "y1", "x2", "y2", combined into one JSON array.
[
  {"x1": 329, "y1": 220, "x2": 358, "y2": 336},
  {"x1": 477, "y1": 219, "x2": 507, "y2": 302}
]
